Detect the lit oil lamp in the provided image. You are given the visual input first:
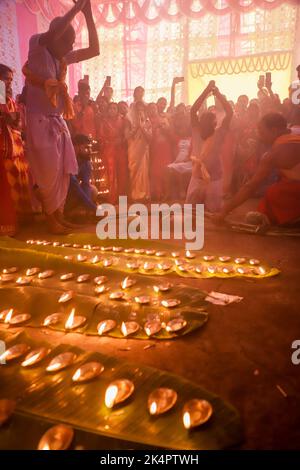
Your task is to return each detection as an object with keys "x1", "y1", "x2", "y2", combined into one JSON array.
[
  {"x1": 221, "y1": 266, "x2": 234, "y2": 275},
  {"x1": 249, "y1": 259, "x2": 260, "y2": 266},
  {"x1": 0, "y1": 343, "x2": 30, "y2": 363},
  {"x1": 234, "y1": 257, "x2": 246, "y2": 264},
  {"x1": 148, "y1": 388, "x2": 177, "y2": 416},
  {"x1": 113, "y1": 246, "x2": 123, "y2": 253},
  {"x1": 109, "y1": 291, "x2": 125, "y2": 301},
  {"x1": 62, "y1": 243, "x2": 72, "y2": 248},
  {"x1": 2, "y1": 267, "x2": 18, "y2": 274},
  {"x1": 144, "y1": 320, "x2": 162, "y2": 337},
  {"x1": 46, "y1": 352, "x2": 77, "y2": 372},
  {"x1": 76, "y1": 254, "x2": 87, "y2": 262},
  {"x1": 16, "y1": 276, "x2": 31, "y2": 286},
  {"x1": 135, "y1": 295, "x2": 150, "y2": 305},
  {"x1": 94, "y1": 276, "x2": 108, "y2": 285},
  {"x1": 64, "y1": 255, "x2": 74, "y2": 261},
  {"x1": 166, "y1": 317, "x2": 187, "y2": 333},
  {"x1": 103, "y1": 258, "x2": 113, "y2": 267},
  {"x1": 175, "y1": 259, "x2": 184, "y2": 266},
  {"x1": 253, "y1": 266, "x2": 267, "y2": 276},
  {"x1": 0, "y1": 399, "x2": 16, "y2": 426},
  {"x1": 38, "y1": 270, "x2": 54, "y2": 280},
  {"x1": 73, "y1": 244, "x2": 82, "y2": 249},
  {"x1": 101, "y1": 246, "x2": 113, "y2": 252},
  {"x1": 43, "y1": 313, "x2": 62, "y2": 327},
  {"x1": 21, "y1": 347, "x2": 50, "y2": 367},
  {"x1": 72, "y1": 362, "x2": 104, "y2": 383},
  {"x1": 60, "y1": 273, "x2": 75, "y2": 281},
  {"x1": 58, "y1": 291, "x2": 74, "y2": 303},
  {"x1": 105, "y1": 379, "x2": 134, "y2": 408},
  {"x1": 5, "y1": 309, "x2": 31, "y2": 326},
  {"x1": 97, "y1": 319, "x2": 117, "y2": 335},
  {"x1": 155, "y1": 251, "x2": 166, "y2": 257},
  {"x1": 121, "y1": 321, "x2": 140, "y2": 337},
  {"x1": 26, "y1": 267, "x2": 40, "y2": 277},
  {"x1": 124, "y1": 248, "x2": 134, "y2": 254},
  {"x1": 177, "y1": 264, "x2": 190, "y2": 273},
  {"x1": 195, "y1": 265, "x2": 203, "y2": 274},
  {"x1": 26, "y1": 240, "x2": 34, "y2": 245},
  {"x1": 171, "y1": 251, "x2": 180, "y2": 258},
  {"x1": 183, "y1": 399, "x2": 213, "y2": 429},
  {"x1": 95, "y1": 285, "x2": 109, "y2": 295},
  {"x1": 143, "y1": 262, "x2": 155, "y2": 271},
  {"x1": 90, "y1": 255, "x2": 101, "y2": 264},
  {"x1": 76, "y1": 274, "x2": 90, "y2": 283},
  {"x1": 65, "y1": 308, "x2": 86, "y2": 330},
  {"x1": 126, "y1": 261, "x2": 139, "y2": 270},
  {"x1": 0, "y1": 309, "x2": 12, "y2": 321},
  {"x1": 134, "y1": 248, "x2": 145, "y2": 254},
  {"x1": 92, "y1": 245, "x2": 100, "y2": 251},
  {"x1": 236, "y1": 266, "x2": 250, "y2": 275},
  {"x1": 203, "y1": 255, "x2": 215, "y2": 262},
  {"x1": 185, "y1": 250, "x2": 196, "y2": 259},
  {"x1": 0, "y1": 274, "x2": 15, "y2": 283},
  {"x1": 37, "y1": 424, "x2": 74, "y2": 450},
  {"x1": 219, "y1": 256, "x2": 231, "y2": 262},
  {"x1": 153, "y1": 282, "x2": 173, "y2": 293},
  {"x1": 83, "y1": 244, "x2": 92, "y2": 250},
  {"x1": 145, "y1": 249, "x2": 155, "y2": 256},
  {"x1": 42, "y1": 241, "x2": 51, "y2": 246},
  {"x1": 161, "y1": 299, "x2": 181, "y2": 308},
  {"x1": 207, "y1": 266, "x2": 217, "y2": 274},
  {"x1": 52, "y1": 242, "x2": 60, "y2": 247},
  {"x1": 121, "y1": 277, "x2": 136, "y2": 289},
  {"x1": 157, "y1": 262, "x2": 172, "y2": 271}
]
